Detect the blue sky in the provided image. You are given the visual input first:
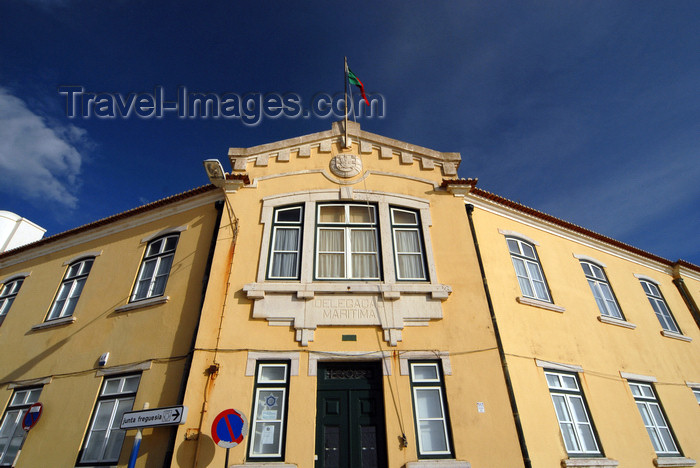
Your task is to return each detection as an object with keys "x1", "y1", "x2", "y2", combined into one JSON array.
[{"x1": 1, "y1": 1, "x2": 698, "y2": 265}]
